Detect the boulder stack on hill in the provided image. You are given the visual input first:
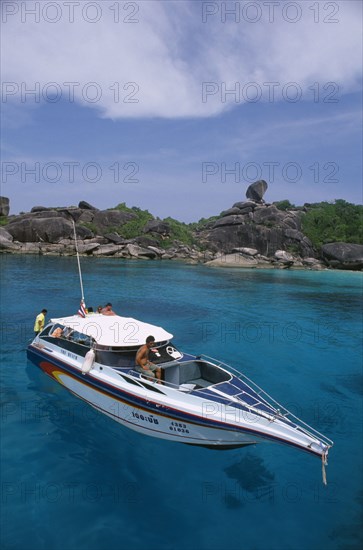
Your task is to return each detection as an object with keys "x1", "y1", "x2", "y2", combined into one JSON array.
[{"x1": 1, "y1": 183, "x2": 362, "y2": 271}]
